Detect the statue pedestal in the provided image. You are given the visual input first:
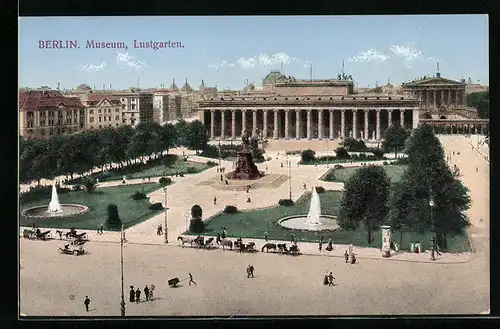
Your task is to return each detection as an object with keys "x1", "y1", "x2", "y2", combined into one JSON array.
[{"x1": 226, "y1": 151, "x2": 263, "y2": 180}]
